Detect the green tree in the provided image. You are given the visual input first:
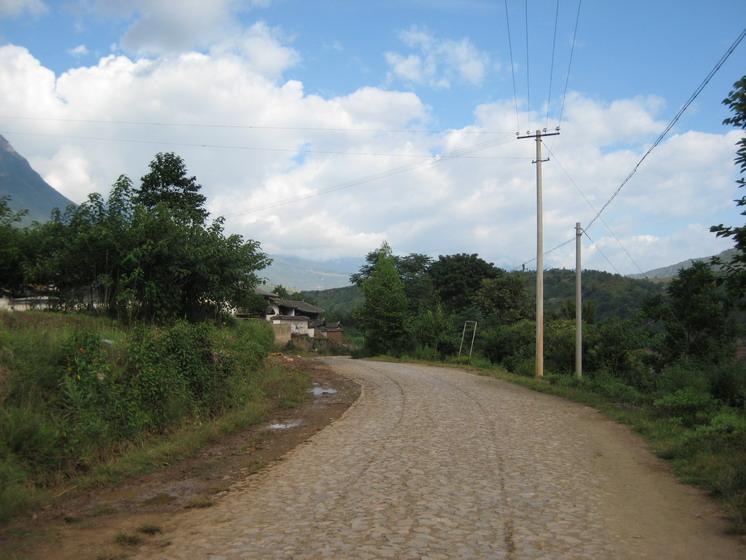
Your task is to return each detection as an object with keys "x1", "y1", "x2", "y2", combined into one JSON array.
[
  {"x1": 711, "y1": 76, "x2": 746, "y2": 305},
  {"x1": 135, "y1": 152, "x2": 208, "y2": 224},
  {"x1": 428, "y1": 253, "x2": 498, "y2": 311},
  {"x1": 272, "y1": 285, "x2": 290, "y2": 298},
  {"x1": 359, "y1": 247, "x2": 409, "y2": 355},
  {"x1": 644, "y1": 262, "x2": 733, "y2": 363},
  {"x1": 0, "y1": 196, "x2": 27, "y2": 294},
  {"x1": 474, "y1": 270, "x2": 529, "y2": 324}
]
